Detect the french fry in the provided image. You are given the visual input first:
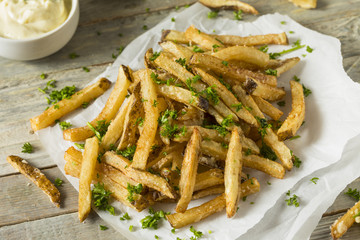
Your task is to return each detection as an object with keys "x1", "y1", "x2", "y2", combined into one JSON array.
[
  {"x1": 176, "y1": 128, "x2": 201, "y2": 213},
  {"x1": 243, "y1": 77, "x2": 286, "y2": 101},
  {"x1": 144, "y1": 48, "x2": 157, "y2": 69},
  {"x1": 243, "y1": 154, "x2": 285, "y2": 179},
  {"x1": 7, "y1": 155, "x2": 61, "y2": 208},
  {"x1": 63, "y1": 66, "x2": 132, "y2": 142},
  {"x1": 216, "y1": 32, "x2": 288, "y2": 46},
  {"x1": 267, "y1": 57, "x2": 300, "y2": 77},
  {"x1": 131, "y1": 69, "x2": 160, "y2": 170},
  {"x1": 252, "y1": 95, "x2": 283, "y2": 120},
  {"x1": 193, "y1": 67, "x2": 257, "y2": 126},
  {"x1": 30, "y1": 78, "x2": 111, "y2": 132},
  {"x1": 173, "y1": 126, "x2": 229, "y2": 143},
  {"x1": 78, "y1": 137, "x2": 99, "y2": 222},
  {"x1": 190, "y1": 53, "x2": 277, "y2": 86},
  {"x1": 212, "y1": 46, "x2": 269, "y2": 67},
  {"x1": 225, "y1": 128, "x2": 242, "y2": 218},
  {"x1": 199, "y1": 0, "x2": 258, "y2": 15},
  {"x1": 194, "y1": 169, "x2": 224, "y2": 192},
  {"x1": 232, "y1": 85, "x2": 264, "y2": 117},
  {"x1": 103, "y1": 151, "x2": 177, "y2": 199},
  {"x1": 185, "y1": 25, "x2": 224, "y2": 51},
  {"x1": 157, "y1": 84, "x2": 209, "y2": 112},
  {"x1": 331, "y1": 200, "x2": 360, "y2": 239},
  {"x1": 161, "y1": 29, "x2": 189, "y2": 44},
  {"x1": 101, "y1": 94, "x2": 133, "y2": 151},
  {"x1": 289, "y1": 0, "x2": 317, "y2": 9},
  {"x1": 160, "y1": 41, "x2": 193, "y2": 63},
  {"x1": 277, "y1": 80, "x2": 305, "y2": 141}
]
